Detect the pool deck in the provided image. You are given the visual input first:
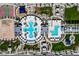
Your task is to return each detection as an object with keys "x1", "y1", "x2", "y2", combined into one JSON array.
[
  {"x1": 48, "y1": 20, "x2": 61, "y2": 39},
  {"x1": 21, "y1": 15, "x2": 41, "y2": 41}
]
